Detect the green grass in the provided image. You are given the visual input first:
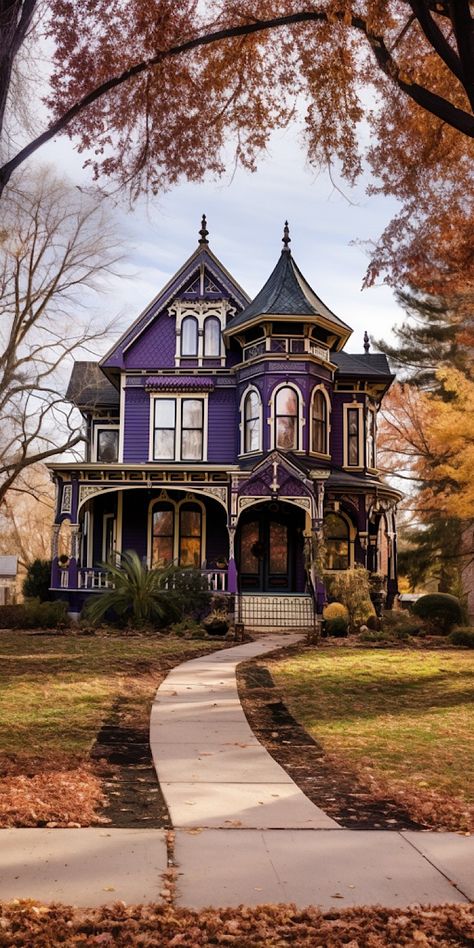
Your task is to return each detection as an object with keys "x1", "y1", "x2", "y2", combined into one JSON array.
[
  {"x1": 0, "y1": 633, "x2": 219, "y2": 758},
  {"x1": 269, "y1": 648, "x2": 474, "y2": 804}
]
